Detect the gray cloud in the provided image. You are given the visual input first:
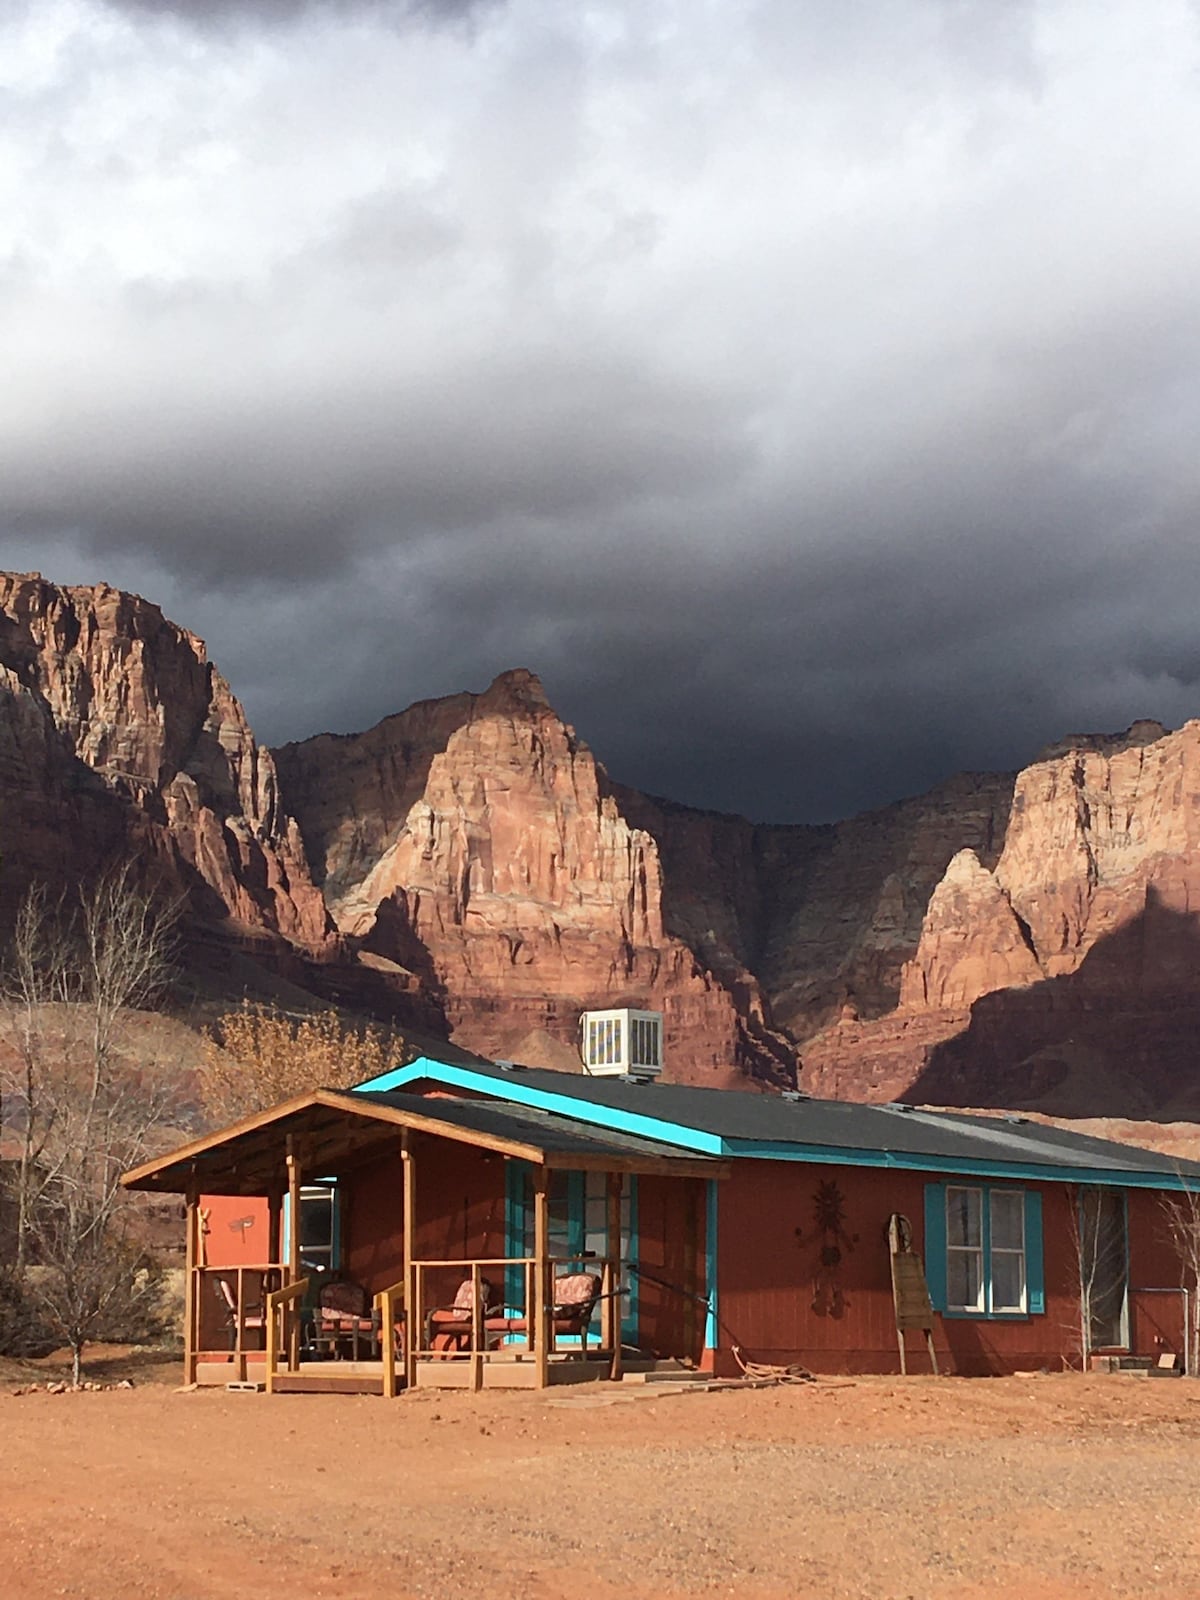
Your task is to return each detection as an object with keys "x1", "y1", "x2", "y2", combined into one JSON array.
[{"x1": 5, "y1": 0, "x2": 1200, "y2": 821}]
